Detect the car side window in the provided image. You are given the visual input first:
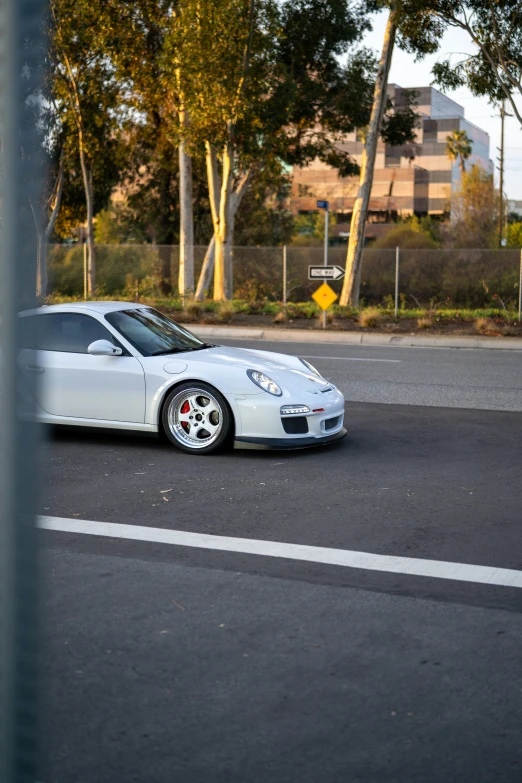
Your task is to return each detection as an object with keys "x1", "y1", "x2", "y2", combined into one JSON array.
[
  {"x1": 37, "y1": 313, "x2": 118, "y2": 354},
  {"x1": 19, "y1": 315, "x2": 39, "y2": 349}
]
